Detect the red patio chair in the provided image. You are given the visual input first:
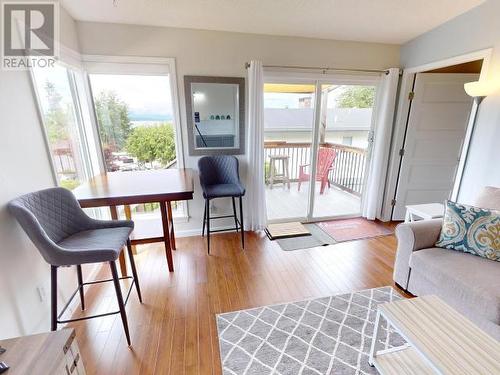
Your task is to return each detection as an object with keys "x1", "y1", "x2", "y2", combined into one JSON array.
[{"x1": 298, "y1": 147, "x2": 337, "y2": 194}]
